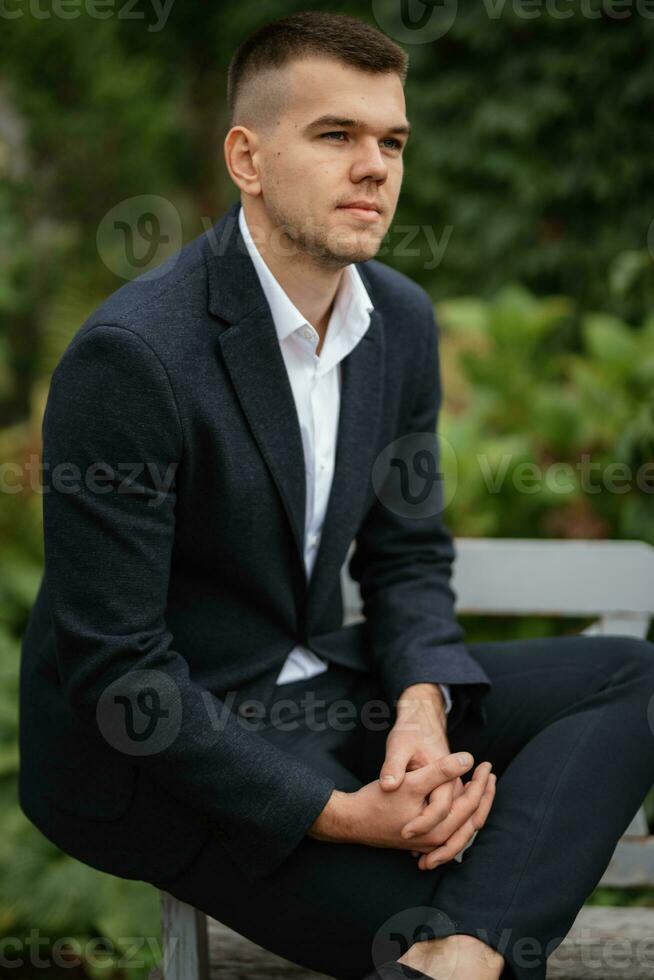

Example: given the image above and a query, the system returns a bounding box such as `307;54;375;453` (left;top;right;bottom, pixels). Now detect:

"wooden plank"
450;538;654;618
547;906;654;979
592;615;651;639
203;907;654;979
342;538;654;621
600;838;654;889
623;809;650;837
160;891;209;980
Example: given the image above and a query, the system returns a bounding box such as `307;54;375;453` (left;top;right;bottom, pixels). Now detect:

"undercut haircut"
226;10;409;134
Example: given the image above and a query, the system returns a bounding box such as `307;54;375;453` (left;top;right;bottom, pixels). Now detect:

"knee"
616;637;654;681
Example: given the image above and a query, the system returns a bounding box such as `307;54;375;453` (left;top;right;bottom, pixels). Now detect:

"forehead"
280;55;407;130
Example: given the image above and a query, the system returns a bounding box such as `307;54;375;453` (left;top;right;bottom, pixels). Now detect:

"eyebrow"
303;114;412;138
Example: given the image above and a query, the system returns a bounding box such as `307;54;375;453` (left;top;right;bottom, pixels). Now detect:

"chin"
330;230;383;264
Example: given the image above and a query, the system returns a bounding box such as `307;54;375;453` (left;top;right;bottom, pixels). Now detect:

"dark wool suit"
19;200;654;980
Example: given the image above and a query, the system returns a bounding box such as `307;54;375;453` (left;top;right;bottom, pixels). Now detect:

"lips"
337;203;382;223
339;203;380;212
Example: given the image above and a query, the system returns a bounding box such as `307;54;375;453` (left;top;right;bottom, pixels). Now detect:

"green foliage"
437;284;654;544
398;6;654;324
0;625;161;980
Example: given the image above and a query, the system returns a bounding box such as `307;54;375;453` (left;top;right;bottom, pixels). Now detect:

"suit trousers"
147;633;654;980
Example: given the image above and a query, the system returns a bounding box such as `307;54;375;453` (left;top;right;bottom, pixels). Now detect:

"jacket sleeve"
41;323;336;882
347;297;493;730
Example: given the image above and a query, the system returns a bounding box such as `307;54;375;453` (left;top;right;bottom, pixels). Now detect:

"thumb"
411;752;474;794
379;749;411;790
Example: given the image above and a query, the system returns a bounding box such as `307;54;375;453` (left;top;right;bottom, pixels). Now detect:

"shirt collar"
237;203;374;346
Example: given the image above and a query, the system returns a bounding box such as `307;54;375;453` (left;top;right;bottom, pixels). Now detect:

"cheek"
265;151;327;197
292;151;341;186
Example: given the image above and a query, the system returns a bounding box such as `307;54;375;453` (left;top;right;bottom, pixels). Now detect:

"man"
18;10;654;980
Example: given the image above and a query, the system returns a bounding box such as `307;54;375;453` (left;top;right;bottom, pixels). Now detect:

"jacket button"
238;702;259;719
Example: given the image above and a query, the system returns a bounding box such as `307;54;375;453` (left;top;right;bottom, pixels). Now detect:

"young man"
19;11;654;980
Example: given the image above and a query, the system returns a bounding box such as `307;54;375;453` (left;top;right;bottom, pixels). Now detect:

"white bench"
158;537;654;980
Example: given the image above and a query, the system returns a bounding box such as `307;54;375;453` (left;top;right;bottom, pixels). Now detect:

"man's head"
224;11;410;269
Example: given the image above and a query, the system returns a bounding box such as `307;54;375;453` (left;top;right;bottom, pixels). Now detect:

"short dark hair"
226;10;409;131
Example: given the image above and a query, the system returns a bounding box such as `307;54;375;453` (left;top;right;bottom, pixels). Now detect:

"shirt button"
301;326;313;340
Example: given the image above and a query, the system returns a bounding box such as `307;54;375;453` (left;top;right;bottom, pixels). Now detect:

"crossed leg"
149;634;654;980
356;633;654;980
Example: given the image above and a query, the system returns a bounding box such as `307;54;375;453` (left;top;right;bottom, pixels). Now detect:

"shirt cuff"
438;682;452;715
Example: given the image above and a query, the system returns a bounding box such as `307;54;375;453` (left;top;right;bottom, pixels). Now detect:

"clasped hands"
374;683;495;871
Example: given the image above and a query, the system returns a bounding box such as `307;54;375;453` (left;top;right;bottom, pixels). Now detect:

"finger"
401;782;455;838
417;775;497;863
442;763;491;831
412;762;491;844
470;772;496;831
408;752;474;796
379;745;412;789
418;772;493;869
452;776;466;800
419;784;490;870
419;815;476;870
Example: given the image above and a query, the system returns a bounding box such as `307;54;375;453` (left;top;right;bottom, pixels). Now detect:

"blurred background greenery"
1;1;653;976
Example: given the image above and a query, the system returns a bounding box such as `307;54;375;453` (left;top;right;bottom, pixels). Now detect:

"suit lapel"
305;310;384;621
205;202;385;623
217;303;308;566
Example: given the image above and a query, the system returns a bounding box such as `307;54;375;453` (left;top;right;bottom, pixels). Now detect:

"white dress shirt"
238;204;452;715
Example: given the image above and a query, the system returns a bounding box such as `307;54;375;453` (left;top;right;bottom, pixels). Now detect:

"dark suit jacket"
18;200;492;885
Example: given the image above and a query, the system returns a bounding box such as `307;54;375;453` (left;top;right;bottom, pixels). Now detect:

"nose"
350;136;389;184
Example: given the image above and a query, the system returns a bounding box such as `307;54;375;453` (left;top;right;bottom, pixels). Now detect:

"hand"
407;763;496;870
378;683;456;815
408;773;466;859
338;752;478;851
379;684;496;868
309;753;475;845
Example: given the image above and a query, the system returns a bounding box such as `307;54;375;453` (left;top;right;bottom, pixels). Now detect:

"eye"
320;132;404;151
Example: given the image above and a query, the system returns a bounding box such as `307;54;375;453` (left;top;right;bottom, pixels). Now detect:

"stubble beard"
265;200;383;270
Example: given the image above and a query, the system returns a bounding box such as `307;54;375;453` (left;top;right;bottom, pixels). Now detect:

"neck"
241;199;346;348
